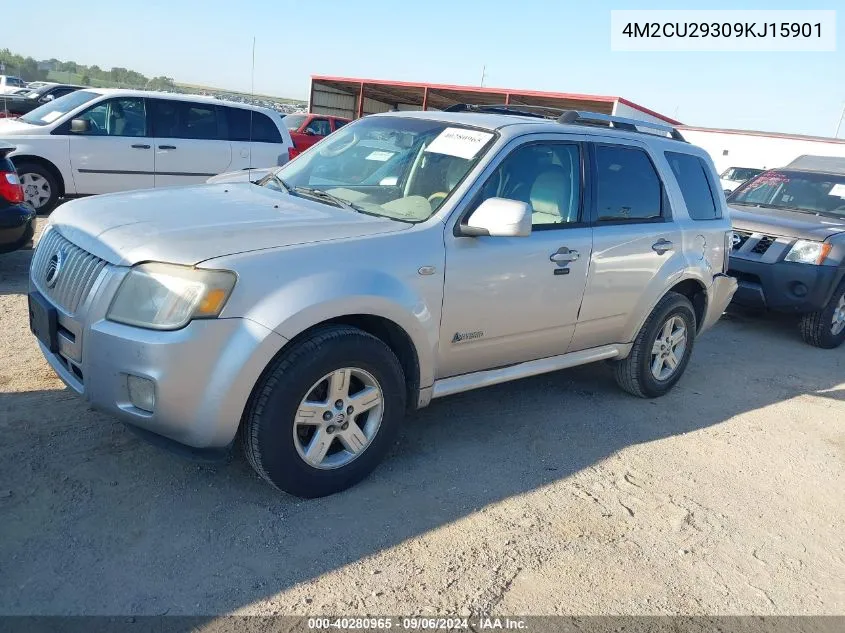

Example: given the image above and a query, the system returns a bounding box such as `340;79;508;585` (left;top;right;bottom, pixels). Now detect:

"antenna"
835;101;845;138
480;65;487;87
248;36;255;172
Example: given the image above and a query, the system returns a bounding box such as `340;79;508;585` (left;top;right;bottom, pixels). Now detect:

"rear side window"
593;145;662;222
665;151;720;220
150;100;224;140
333;119;349;131
226;108;283;143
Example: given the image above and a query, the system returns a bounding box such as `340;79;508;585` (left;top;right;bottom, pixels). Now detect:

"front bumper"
39;315;287;448
700;273;738;333
728;256;840;313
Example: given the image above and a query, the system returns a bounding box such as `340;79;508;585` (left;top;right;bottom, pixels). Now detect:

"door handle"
652;239;674;255
130;144;150;149
550;249;580;263
158;145;176;150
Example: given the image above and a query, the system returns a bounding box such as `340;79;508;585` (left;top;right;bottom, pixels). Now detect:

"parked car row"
10;101;845;499
1;83;86;118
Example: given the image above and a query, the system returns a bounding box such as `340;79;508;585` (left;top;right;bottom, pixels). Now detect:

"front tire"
614;292;697;398
241;326;406;498
799;280;845;349
16;162;60;214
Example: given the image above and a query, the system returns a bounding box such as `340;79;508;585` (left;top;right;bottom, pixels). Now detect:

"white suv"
0;89;294;211
0;75;27;95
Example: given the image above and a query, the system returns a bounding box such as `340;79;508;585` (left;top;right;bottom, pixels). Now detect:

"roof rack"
443;103;556;119
443;103;686;142
556;110;687;142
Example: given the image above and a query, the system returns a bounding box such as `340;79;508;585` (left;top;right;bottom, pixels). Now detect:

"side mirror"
461;198;532;237
304;129;316;136
70;118;89;133
41;94;55;103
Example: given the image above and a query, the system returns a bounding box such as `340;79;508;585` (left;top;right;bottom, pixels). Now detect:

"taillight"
0;171;25;203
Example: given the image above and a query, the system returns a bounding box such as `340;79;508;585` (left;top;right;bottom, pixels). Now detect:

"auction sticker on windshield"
828;184;845;198
40;111;64;123
425;128;494;160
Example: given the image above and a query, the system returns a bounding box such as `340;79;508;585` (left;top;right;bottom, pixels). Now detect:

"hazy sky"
4;0;843;137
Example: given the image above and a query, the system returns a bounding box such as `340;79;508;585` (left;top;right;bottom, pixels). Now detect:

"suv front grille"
732;231;751;250
31;229;107;315
750;235;776;255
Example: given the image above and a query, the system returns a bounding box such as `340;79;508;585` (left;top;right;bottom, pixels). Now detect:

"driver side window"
474;142;582;227
75;98;148;137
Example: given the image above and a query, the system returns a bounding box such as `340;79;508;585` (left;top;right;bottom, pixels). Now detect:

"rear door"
149;99;232;187
569;141;683;351
66;96;154;194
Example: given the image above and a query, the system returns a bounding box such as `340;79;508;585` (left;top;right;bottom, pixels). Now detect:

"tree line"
0;49;177;91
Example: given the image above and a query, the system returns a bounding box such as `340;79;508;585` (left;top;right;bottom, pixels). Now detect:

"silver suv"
28;107;737;497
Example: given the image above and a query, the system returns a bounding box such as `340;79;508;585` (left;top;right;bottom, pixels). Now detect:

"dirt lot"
1;219;843;616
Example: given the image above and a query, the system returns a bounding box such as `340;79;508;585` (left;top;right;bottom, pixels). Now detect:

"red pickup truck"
283;113;350;158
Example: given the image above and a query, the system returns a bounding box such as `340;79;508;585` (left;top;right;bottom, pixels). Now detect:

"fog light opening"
791;282;808;298
127;375;156;413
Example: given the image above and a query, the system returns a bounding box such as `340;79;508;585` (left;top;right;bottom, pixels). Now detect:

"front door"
149;99;232;187
438;140;593;378
570;142;683;351
67;96;154;194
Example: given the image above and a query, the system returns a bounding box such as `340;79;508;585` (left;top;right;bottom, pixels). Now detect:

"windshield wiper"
738;202;844;219
292;186;366;213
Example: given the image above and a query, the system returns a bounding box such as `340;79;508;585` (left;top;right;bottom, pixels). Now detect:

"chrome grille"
31;229;107;314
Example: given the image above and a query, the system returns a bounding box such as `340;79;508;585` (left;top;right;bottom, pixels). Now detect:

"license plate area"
28;291;59;352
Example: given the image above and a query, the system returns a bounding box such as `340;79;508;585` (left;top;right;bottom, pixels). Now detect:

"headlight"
107;263;236;330
784;240;832;265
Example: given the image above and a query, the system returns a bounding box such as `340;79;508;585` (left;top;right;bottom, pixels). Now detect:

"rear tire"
614;292;697;398
241;325;406;498
15;162;60;214
799;280;845;349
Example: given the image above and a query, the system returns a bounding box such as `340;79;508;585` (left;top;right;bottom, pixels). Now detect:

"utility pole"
836;102;845;139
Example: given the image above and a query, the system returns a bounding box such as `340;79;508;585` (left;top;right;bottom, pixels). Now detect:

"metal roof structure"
309;75;680;125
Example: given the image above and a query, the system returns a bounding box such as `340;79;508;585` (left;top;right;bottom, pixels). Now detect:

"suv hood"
729;205;845;241
50;183;411;266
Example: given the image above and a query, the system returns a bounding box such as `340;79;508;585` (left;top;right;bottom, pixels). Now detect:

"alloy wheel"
293;367;384;470
650;316;687;381
20;172;52;209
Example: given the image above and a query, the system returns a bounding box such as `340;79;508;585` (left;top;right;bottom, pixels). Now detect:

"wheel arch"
625;273;709;346
10;154;66;198
281;314;421;412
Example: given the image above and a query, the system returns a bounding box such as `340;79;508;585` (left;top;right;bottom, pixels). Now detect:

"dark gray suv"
727;155;845;348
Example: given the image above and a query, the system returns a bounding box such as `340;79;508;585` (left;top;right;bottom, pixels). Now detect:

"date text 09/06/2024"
307;617;528;630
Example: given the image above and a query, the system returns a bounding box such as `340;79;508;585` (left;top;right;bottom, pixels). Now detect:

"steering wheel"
319;131;358;158
427;192;448;206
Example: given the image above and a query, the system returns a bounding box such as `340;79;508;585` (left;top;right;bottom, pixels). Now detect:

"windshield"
20;90;99;126
266;116;496;222
722;167;763;181
728;170;845;218
283;114;307;131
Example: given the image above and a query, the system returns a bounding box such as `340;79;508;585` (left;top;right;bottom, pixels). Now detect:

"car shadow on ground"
1;236;843;615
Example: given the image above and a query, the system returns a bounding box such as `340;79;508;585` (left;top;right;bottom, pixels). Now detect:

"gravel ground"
0;219;843;617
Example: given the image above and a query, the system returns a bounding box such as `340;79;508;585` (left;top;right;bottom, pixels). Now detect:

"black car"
0;83;85;117
0;143;36;254
726;156;845;348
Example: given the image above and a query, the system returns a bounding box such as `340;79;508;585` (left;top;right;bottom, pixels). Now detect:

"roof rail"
443;103;556;119
557;110;687;142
